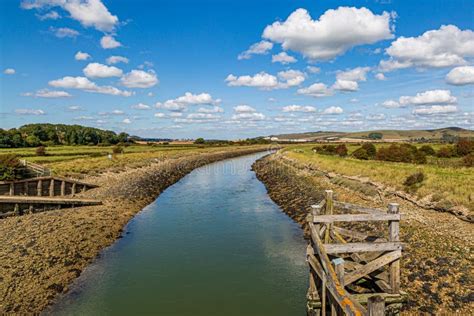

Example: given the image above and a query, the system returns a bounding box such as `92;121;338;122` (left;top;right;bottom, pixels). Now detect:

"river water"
50;152;308;315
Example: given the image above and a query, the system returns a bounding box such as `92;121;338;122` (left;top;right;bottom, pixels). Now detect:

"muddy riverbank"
252;153;474;314
0;147;266;314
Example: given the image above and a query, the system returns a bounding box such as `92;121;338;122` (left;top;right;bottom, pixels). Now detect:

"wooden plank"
37;180;42;196
313;213;400;223
0;196;102;206
309;222;367;315
324;190;333;244
388;203;400;294
49;179;54;197
334;201;384;215
367;295;385;316
333;226;368;240
344;250;401;286
61;181;66;196
9;183;14;196
72;183;76;195
0;177;98;188
324;242;402;255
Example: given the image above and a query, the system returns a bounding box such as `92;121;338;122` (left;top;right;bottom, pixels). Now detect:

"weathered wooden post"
71;183;76;196
9;183;14;196
24;181;28;195
13;203;20;216
49;179;55;197
332;258;345;316
60;181;66;196
368;295;385;316
37;180;42;196
308;205;322;301
324;190;334;244
388;203;400;294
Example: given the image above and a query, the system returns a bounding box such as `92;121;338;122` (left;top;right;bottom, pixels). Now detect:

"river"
49;152;308;315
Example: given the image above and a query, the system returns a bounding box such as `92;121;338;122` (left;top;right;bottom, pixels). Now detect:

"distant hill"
267;127;474;142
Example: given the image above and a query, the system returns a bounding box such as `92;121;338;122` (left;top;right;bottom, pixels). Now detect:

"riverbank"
252;153;473;314
0;146;267;314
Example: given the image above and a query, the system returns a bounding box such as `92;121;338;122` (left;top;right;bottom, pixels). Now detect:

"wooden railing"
306;190;404;316
19;159;51;177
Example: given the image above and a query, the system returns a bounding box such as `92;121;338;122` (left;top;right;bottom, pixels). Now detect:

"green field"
283;145;474;212
2;144;261;176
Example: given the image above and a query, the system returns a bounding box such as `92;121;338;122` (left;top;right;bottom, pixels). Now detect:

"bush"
335;144;348;157
463;153;474;167
455;139;474;157
376;144;412;163
36;145;47;156
352;148;369;160
404;171;424;187
0;154;26;180
419;145;436;156
361;143;376;158
412;151;427;164
437;146;456;158
112;145;124;154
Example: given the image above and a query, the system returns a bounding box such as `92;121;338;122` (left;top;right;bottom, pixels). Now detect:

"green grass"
283;145;474;212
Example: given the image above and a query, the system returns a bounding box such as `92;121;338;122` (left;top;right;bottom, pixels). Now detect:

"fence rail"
19;159;51;177
306;190;405;316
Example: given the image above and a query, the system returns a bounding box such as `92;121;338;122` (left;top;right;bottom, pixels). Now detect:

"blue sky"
1;0;473;139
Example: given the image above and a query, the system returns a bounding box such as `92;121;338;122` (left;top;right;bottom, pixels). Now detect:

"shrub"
463;153;474;167
437;146;456;158
352;148;369;160
36;145;47;156
313;145;337;155
335;144;348;157
404;171;424;187
112;145;123;154
419;145;436;156
0;154;26;181
455;139;474;157
361;143;376;158
412;151;427;164
376;144;412;163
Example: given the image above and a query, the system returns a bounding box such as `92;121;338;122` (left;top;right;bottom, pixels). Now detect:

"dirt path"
0;147;266;314
252;154;473;314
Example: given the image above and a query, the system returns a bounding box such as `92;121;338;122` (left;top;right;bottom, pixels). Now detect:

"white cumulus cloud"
49;76;132;96
272;52;297;64
322;106;343;114
156;92;220;112
332;79;358;92
380;25;474;71
75;51;91;60
15;108;45;115
225;70;305;90
100;35;121;49
399;89;456;106
83;62;122;78
23;89;72;98
3;68;15;75
131;103;151;110
446;66;474;85
50;27;79;38
297;83;333;97
238;40;273;60
21;0;119;32
262;7;394;61
106;55;129;64
121;70;158;88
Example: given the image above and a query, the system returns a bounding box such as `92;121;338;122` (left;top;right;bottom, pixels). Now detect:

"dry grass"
283;145;474;212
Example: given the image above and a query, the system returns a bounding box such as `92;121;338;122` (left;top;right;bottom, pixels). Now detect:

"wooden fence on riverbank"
306;190;406;316
0;177;100;218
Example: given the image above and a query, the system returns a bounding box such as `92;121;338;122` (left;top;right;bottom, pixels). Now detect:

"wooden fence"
306;190;405;316
19;159;51;177
0;176;98;197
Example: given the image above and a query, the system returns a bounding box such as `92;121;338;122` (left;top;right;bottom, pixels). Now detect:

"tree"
437;146;455;158
194;138;205;144
368;132;383;140
0;154;26;180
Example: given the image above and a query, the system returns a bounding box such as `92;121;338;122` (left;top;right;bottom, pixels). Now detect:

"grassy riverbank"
0;145;268;314
282;145;473;216
253;153;474;314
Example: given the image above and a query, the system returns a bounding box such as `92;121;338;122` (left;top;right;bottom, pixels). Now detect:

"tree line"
0;124;130;148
